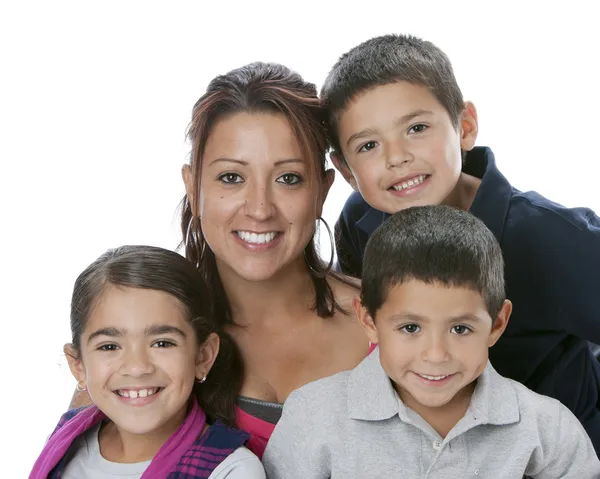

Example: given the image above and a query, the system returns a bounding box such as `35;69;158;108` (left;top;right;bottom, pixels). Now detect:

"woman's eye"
277;173;302;185
218;172;243;184
400;324;420;334
358;141;378;153
408;124;428;134
153;340;176;348
451;325;471;335
98;344;118;351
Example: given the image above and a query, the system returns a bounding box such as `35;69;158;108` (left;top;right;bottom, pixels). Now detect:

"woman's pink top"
238;342;377;458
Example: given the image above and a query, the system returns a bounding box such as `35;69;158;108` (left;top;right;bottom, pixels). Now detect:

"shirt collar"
356;207;389;235
347;348;399;421
465;361;520;426
465;146;514;243
347;347;520;427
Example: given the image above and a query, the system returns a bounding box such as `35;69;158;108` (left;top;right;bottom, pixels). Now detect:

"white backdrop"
1;1;599;475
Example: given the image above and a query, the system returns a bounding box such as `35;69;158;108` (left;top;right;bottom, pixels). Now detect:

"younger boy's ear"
330;152;358;191
488;299;512;347
196;333;220;381
64;343;86;387
460;101;478;152
354;297;379;344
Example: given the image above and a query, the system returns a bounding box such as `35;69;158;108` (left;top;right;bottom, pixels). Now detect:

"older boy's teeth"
237;231;277;244
393;175;426;191
419;374;449;381
118;388;158;398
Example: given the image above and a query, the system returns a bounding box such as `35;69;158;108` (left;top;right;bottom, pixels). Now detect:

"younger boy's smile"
357;279;510;428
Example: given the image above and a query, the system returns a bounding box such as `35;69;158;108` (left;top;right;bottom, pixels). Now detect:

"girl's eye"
408;124;428;134
358;141;378;153
218;172;243;184
276;173;302;185
451;325;471;335
400;324;420;334
152;340;176;348
98;344;118;351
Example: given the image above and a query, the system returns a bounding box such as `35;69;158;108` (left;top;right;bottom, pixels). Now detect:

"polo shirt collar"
347;347;519;428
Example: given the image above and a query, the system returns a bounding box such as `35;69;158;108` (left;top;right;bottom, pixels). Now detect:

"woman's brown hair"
180;62;357;326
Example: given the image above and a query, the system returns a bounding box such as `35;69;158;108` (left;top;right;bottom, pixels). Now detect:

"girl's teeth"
237;231;277;244
118;388;158;398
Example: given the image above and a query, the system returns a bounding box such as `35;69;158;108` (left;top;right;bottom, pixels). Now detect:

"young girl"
30;245;265;478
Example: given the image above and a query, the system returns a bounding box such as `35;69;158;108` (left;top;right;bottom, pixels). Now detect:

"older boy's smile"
387;173;431;197
335;82;477;214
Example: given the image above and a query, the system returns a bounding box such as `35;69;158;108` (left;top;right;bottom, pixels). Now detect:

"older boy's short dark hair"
321;34;464;156
361;205;505;320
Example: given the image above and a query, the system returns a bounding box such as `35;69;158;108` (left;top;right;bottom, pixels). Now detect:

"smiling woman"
180;62;371;457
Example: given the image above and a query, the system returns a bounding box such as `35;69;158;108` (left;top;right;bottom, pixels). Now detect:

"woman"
180;62;370;457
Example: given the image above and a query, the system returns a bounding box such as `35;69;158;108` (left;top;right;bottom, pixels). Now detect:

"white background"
1;1;599;475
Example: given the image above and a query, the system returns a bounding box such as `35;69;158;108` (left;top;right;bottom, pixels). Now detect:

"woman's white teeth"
237;231;277;244
118;388;158;398
419;374;449;381
393;175;427;191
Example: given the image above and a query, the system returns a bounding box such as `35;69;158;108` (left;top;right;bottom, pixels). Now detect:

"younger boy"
320;34;600;451
263;206;600;478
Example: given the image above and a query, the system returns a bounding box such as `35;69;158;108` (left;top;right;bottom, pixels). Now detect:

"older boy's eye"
218;172;243;184
408;124;428;134
153;340;176;348
276;173;302;185
451;325;471;335
358;141;378;153
400;324;420;334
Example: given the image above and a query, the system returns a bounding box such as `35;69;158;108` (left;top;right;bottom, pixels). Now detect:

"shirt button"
474;469;479;475
433;440;442;450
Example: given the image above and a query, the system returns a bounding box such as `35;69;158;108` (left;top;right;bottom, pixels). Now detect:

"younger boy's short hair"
320;34;464;157
361;205;505;320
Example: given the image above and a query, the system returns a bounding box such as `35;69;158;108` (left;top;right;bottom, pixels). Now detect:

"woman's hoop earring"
196;375;207;384
76;382;87;392
185;216;206;267
305;216;335;277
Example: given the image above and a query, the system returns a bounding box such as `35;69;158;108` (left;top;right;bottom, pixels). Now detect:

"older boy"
320;33;600;451
263;206;600;478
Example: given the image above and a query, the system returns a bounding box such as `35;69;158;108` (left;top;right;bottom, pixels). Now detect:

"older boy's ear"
196;332;220;380
330;152;358;191
64;343;86;386
460;101;478;151
354;297;379;344
488;300;512;347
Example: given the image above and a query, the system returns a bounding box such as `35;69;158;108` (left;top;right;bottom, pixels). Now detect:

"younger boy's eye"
358;141;378;153
218;172;243;184
400;324;420;334
276;173;302;185
451;325;471;335
98;344;119;352
408;124;428;134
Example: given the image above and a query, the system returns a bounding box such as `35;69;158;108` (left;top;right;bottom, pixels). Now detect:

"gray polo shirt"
263;348;600;478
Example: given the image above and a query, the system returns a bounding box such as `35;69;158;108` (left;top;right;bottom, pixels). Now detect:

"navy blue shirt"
335;146;600;452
